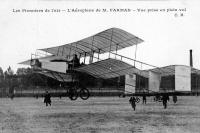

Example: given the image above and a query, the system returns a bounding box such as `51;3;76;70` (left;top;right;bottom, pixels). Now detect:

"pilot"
68;54;80;70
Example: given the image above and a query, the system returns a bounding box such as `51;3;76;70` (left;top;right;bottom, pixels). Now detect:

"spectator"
129;96;136;111
44;91;51;106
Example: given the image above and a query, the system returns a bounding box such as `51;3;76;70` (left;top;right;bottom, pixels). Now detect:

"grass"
0;96;200;133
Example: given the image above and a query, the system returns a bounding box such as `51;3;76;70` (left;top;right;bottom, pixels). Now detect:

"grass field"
0;96;200;133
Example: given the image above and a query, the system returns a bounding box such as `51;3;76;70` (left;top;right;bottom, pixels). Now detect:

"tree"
7;66;14;76
16;67;30;75
3;66;15;95
0;67;4;82
0;67;3;77
0;67;4;88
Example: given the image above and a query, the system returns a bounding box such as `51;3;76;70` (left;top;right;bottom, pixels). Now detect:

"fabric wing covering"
39;28;143;57
75;58;148;79
37;71;73;82
18;55;68;65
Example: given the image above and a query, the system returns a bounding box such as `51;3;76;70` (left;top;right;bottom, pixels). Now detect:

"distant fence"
2;86;200;98
0;86;125;97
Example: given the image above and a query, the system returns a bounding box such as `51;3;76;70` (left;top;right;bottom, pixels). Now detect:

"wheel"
68;88;78;100
69;89;78;100
79;88;90;100
136;97;140;103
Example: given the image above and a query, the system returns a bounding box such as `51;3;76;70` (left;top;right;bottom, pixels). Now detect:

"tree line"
0;66;60;96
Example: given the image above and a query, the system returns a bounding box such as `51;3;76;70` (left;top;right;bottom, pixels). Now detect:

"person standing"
162;94;168;109
129;96;136;111
142;95;147;104
44;91;51;106
173;95;177;103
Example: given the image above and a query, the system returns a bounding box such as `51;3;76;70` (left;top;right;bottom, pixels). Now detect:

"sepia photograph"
0;0;200;133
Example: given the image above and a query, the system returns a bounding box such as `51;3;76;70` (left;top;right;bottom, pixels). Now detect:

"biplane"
19;28;200;101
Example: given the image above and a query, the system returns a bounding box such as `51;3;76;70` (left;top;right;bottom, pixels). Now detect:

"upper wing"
75;58;148;79
39;28;144;57
18;55;68;65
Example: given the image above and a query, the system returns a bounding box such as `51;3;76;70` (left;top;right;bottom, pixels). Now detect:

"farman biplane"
20;28;200;101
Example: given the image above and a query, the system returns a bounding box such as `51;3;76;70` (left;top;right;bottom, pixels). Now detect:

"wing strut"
134;44;138;67
109;28;114;58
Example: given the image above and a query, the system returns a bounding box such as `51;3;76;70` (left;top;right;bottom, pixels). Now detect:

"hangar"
125;50;200;95
125;65;200;94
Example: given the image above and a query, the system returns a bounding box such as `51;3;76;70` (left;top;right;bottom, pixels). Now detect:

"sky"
0;0;200;72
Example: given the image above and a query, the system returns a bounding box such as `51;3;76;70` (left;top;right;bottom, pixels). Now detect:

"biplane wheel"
68;88;78;100
136;97;140;103
79;88;90;100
